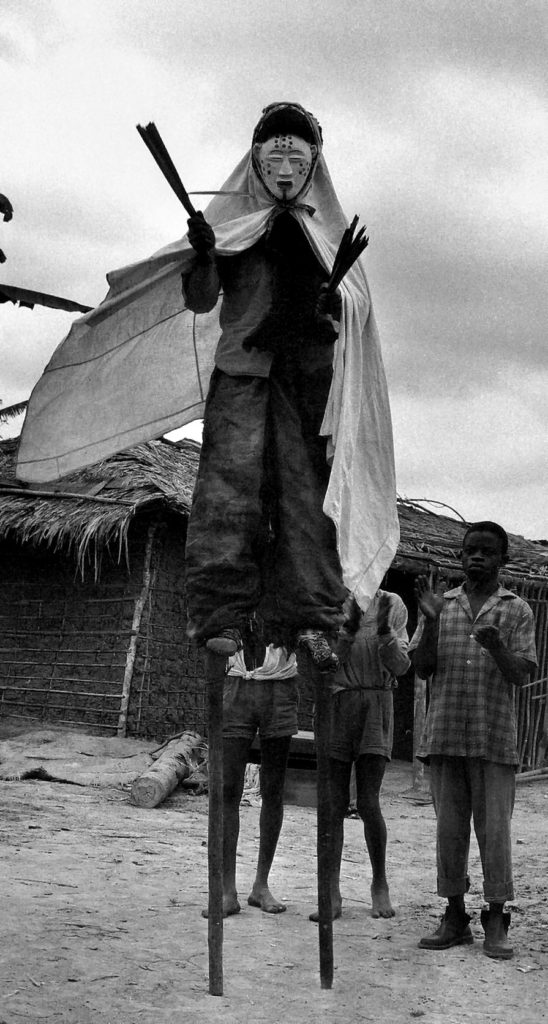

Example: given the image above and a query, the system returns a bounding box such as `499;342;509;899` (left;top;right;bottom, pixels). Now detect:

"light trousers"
429;755;516;903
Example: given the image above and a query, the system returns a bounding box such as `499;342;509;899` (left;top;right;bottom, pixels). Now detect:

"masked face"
253;133;317;202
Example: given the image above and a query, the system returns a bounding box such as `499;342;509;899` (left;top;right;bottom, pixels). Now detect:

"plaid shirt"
409;585;537;764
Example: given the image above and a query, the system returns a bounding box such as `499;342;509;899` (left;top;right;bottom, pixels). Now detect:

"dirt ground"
0;724;546;1024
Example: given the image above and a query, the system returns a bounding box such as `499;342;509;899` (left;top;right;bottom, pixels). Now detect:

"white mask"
252;133;317;203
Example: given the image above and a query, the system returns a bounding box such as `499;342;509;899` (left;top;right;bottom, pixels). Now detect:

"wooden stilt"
205;650;226;996
313;664;334;989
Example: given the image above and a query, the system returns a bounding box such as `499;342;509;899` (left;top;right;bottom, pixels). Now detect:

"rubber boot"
481;908;514;960
419;906;473;950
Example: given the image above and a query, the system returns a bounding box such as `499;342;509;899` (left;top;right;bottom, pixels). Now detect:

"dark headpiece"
252;102;323;150
251;102;323;205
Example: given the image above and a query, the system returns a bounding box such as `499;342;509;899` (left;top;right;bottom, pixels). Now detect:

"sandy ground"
0;730;546;1024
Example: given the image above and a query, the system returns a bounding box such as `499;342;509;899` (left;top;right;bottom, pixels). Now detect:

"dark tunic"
184;211;346;645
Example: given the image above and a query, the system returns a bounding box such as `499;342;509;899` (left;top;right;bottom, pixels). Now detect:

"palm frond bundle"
327;215;369;292
136;122;197;217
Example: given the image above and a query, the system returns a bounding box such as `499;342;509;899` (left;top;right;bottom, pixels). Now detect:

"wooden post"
401;673;432;803
404;569;433;801
205;650;226;997
312;663;334;990
117;522;157;737
412;672;427;790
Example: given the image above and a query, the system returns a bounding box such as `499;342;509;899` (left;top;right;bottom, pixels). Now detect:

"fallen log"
129;730;204;808
516;767;548;783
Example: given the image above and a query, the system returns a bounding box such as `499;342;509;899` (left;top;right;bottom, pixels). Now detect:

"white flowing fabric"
16;149;399;610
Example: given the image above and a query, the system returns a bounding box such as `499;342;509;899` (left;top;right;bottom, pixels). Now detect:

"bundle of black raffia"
327;215;369;293
136;121;197;216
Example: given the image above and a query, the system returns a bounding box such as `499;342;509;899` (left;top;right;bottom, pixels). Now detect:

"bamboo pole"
513;580;548;770
0;629;146;638
405;568;434;798
533;588;548;768
0;485;134;505
117;523;156;737
312;662;334;990
205;649;225;997
412;673;428;790
0;685;121;698
0;661;127;671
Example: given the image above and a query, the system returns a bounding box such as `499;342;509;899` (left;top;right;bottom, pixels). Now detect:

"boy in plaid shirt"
409;521;537;960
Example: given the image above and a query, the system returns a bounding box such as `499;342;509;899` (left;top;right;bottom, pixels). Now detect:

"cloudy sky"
1;0;546;539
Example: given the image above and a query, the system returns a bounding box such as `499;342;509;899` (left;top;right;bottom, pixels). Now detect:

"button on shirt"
408;585;537;765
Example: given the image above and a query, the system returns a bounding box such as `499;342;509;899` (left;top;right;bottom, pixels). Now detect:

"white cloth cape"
16;150;399;609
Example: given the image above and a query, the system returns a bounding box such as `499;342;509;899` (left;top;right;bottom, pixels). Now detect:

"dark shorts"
223;677;299;740
329;688;393;762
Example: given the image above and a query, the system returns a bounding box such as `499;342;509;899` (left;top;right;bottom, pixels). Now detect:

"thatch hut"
0;436;546;771
0;436;203;739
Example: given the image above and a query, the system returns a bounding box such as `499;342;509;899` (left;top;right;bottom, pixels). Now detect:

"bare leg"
309;757;351;921
355;754;394;918
202;735;251;918
248;735;292;913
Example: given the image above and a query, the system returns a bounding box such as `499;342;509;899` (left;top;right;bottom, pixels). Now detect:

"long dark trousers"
185;363;346;642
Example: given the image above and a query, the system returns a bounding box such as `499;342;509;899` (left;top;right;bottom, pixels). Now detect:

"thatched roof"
394;499;548;579
0;436;200;571
0;435;546;580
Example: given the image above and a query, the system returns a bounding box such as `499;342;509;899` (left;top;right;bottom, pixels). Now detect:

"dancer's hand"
377;593;391;635
187;212;215;258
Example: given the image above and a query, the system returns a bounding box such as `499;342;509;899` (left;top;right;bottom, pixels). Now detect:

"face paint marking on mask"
253;134;317;202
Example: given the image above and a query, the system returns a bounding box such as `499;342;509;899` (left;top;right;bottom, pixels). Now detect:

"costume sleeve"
407;614;424;655
377;595;411;677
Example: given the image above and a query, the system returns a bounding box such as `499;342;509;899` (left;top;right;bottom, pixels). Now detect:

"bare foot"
371;880;395;918
309;895;342;922
201;892;241;919
247;884;287;914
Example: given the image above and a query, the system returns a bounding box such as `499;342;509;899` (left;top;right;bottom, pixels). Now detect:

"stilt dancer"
181;101;398;990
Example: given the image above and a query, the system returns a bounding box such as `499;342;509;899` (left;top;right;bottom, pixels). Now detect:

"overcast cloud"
1;0;547;538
